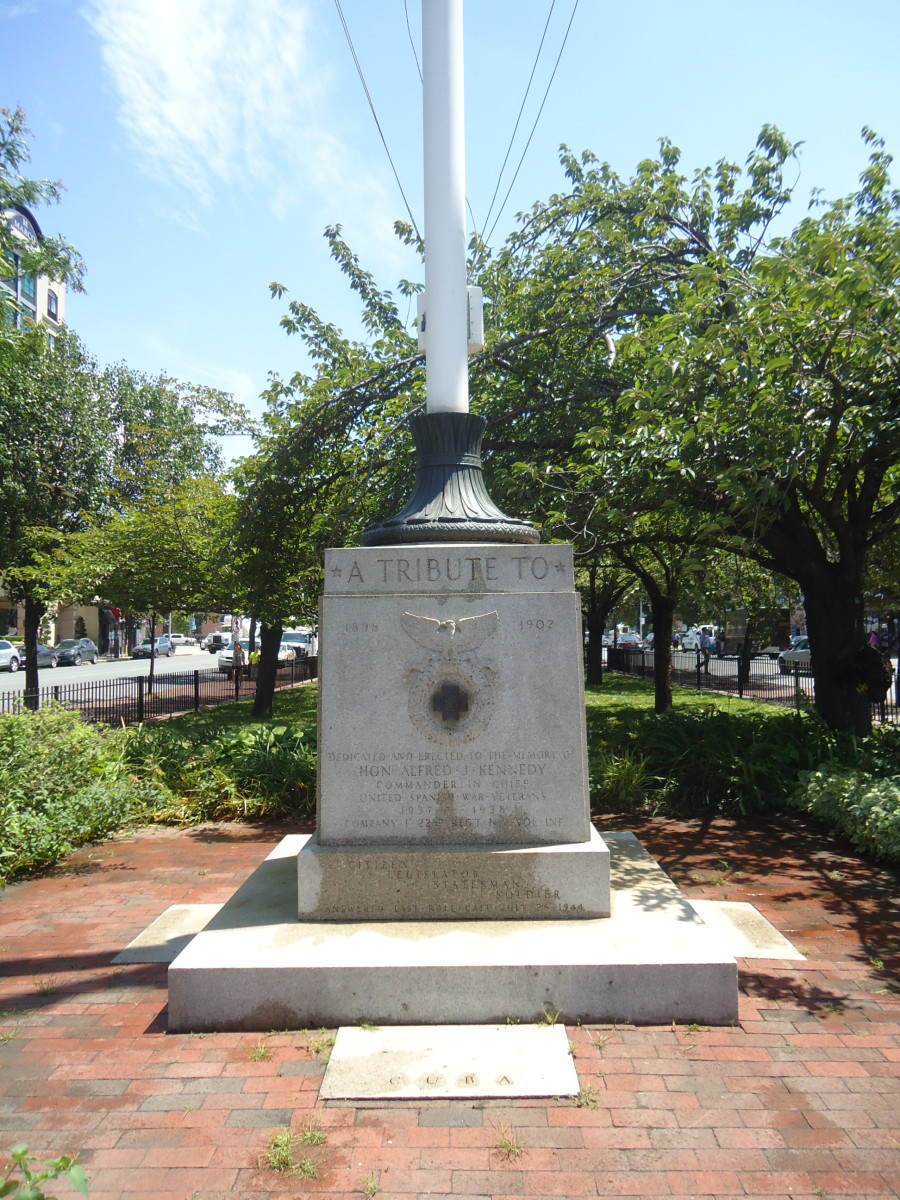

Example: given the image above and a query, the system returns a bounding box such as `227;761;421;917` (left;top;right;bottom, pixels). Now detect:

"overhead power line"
480;0;558;244
333;0;422;241
483;0;580;251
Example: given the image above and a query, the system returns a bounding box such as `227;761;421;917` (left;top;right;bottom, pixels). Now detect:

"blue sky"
3;1;899;464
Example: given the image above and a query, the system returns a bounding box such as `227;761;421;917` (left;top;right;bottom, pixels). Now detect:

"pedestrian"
699;627;711;674
248;647;260;679
232;639;246;685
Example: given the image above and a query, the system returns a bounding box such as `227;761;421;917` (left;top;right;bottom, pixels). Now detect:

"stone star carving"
554;560;567;572
329;565;343;577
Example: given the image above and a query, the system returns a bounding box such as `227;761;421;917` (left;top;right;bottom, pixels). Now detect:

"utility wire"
333;0;422;241
483;0;580;250
404;0;423;82
480;0;557;245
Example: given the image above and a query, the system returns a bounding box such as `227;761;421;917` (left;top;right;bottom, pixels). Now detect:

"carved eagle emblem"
401;610;500;655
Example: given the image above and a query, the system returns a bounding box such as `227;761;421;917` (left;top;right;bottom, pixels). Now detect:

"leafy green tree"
609;129;900;734
0;328;110;702
47;477;238;686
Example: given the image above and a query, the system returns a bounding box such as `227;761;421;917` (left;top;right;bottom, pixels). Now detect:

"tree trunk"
582;562;629;687
248;616;257;656
648;594;675;714
148;610;156;695
252;620;283;719
22;594;45;712
802;576;871;736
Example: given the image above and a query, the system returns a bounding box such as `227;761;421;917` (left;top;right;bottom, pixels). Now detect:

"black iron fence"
604;646;899;725
0;656;317;726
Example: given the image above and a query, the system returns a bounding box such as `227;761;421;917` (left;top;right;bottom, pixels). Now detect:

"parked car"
0;639;21;672
217;639;295;676
133;636;175;659
282;628;312;657
778;636;811;675
54;637;100;666
167;633;195;647
204;631;232;654
616;631;643;649
36;644;58;668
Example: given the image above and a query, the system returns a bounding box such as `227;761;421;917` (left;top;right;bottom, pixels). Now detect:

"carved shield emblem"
401;611;500;743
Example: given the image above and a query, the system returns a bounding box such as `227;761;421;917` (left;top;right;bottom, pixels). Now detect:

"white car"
0;639;21;672
167;633;195;647
778;636;811;675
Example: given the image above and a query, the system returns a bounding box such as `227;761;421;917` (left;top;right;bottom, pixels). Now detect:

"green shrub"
123;710;317;825
789;768;900;863
0;705;164;884
789;722;900;863
586;679;843;816
0;687;319;883
634;707;841;815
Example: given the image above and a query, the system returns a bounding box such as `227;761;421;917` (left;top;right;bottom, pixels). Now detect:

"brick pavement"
0;813;897;1200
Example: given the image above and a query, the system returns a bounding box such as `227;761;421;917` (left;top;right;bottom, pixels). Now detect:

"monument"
167;0;737;1031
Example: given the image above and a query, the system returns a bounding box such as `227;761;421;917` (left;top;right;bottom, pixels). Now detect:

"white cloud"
82;0;419;281
82;0;336;204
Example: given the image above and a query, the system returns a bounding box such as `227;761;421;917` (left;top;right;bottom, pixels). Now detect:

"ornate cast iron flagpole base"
361;411;540;546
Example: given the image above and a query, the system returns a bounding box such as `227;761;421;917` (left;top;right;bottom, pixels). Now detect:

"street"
0;648;218;695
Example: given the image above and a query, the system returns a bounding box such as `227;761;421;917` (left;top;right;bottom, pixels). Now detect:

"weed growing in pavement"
356;1021;379;1032
303;1028;335;1062
573;1084;601;1108
33;977;58;996
493;1124;526;1159
358;1173;379;1197
870;956;885;970
247;1039;271;1062
298;1117;327;1147
0;1027;18;1043
257;1128;321;1178
540;1004;560;1025
0;1144;88;1199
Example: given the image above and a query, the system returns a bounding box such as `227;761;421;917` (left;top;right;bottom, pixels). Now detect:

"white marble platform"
167;832;739;1031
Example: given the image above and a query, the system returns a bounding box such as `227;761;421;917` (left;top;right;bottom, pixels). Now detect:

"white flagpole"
422;0;469;414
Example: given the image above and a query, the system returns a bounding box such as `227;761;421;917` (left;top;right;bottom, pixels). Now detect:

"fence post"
737;645;745;699
137;676;144;722
696;649;702;689
794;661;801;712
193;670;200;712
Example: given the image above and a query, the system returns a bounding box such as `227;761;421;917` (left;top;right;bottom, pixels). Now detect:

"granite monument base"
297;827;610;921
168;832;739;1031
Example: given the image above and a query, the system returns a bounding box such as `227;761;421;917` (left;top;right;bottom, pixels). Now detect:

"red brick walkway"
1;814;897;1199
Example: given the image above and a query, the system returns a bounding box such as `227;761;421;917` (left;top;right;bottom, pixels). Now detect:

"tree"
0;329;110;702
607;129;900;734
47;477;238;687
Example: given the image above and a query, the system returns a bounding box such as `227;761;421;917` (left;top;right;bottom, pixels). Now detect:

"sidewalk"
1;813;897;1200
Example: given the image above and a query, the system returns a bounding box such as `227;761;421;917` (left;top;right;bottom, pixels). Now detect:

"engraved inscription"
324;547;574;593
312;854;589;919
324;746;565;840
